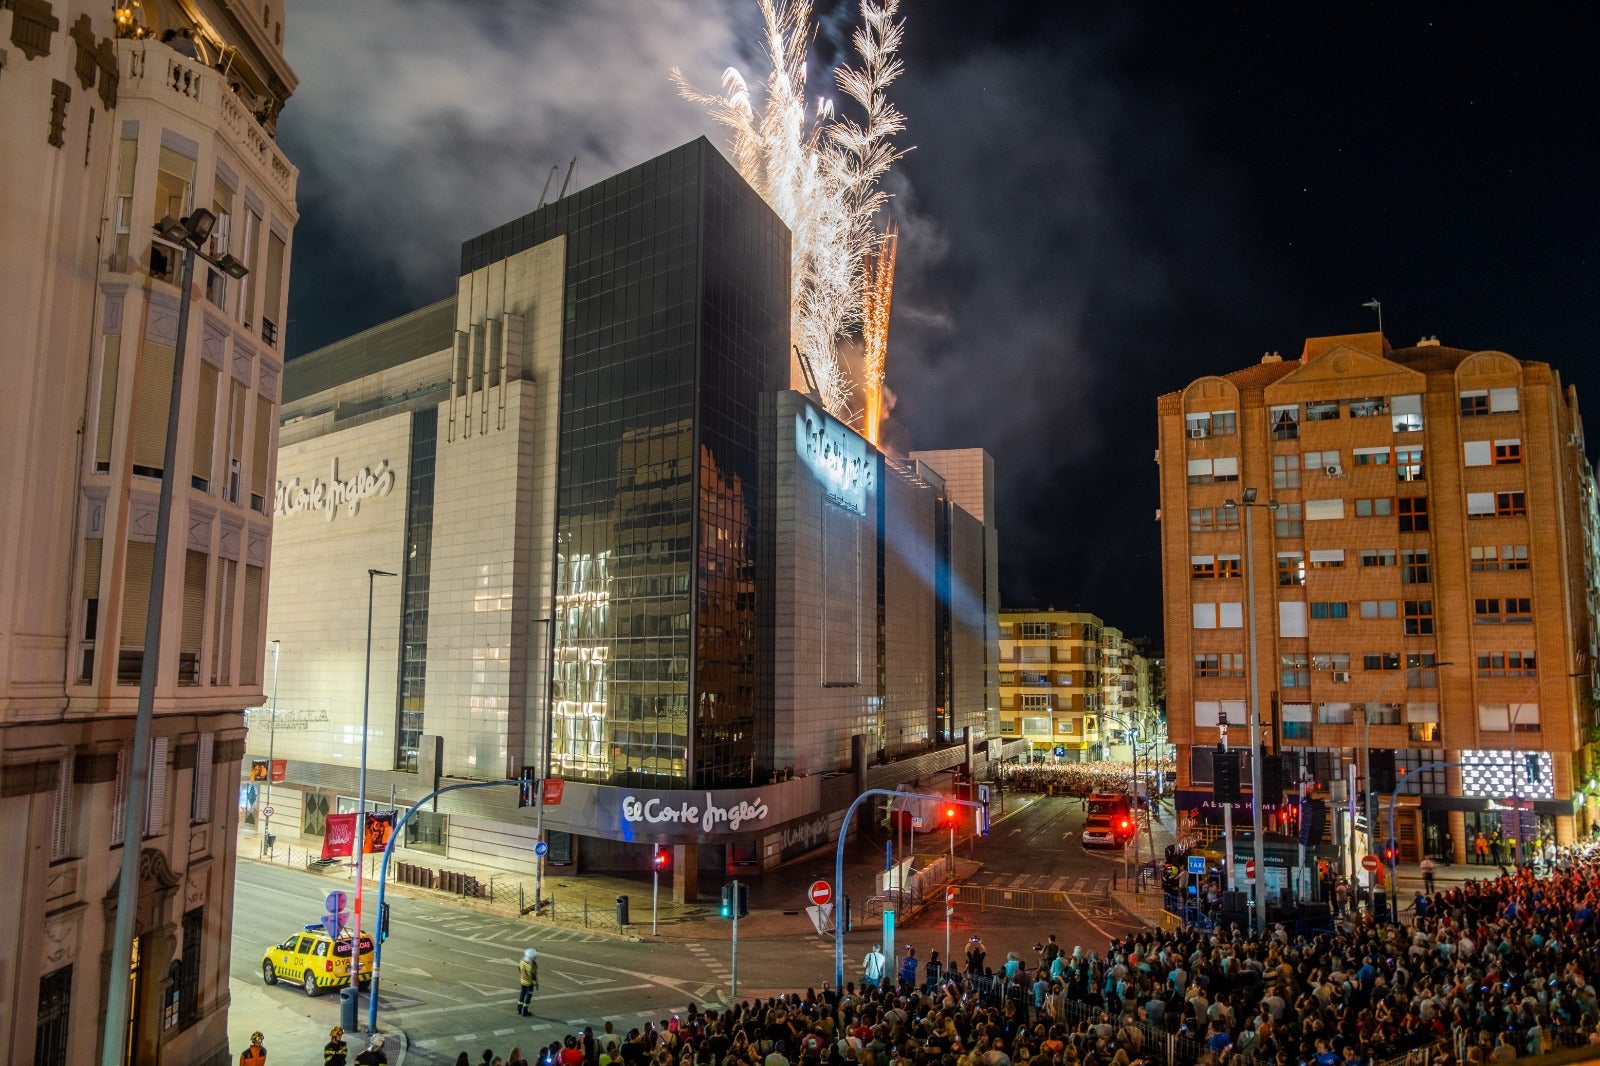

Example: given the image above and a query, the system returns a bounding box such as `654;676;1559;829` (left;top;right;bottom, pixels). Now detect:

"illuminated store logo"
275;458;396;522
621;792;770;834
796;405;874;514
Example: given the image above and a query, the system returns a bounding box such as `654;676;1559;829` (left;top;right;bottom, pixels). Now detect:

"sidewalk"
230;976;406;1066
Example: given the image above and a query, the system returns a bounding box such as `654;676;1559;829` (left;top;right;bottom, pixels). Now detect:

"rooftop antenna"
1362;298;1383;336
536;165;559;208
558;156;578;200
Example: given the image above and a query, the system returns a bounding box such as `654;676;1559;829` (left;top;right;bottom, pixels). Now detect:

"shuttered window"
240;564;263;687
181;551;207;684
120;541;155;664
95;335;121;471
130;340;176;475
226;382;247;503
192;733;214;824
82;538;103;628
251;396;273;508
210;558;235;685
145;736;169;837
110;747;128;844
192;362;219;490
51;757;74;861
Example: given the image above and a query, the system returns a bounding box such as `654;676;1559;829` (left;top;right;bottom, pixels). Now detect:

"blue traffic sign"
1053;745;1066;758
1187;855;1207;875
534;841;549;857
325;890;348;914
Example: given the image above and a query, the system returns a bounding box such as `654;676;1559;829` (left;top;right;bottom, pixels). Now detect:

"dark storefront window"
35;966;72;1066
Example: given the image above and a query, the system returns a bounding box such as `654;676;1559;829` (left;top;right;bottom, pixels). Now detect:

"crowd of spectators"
448;853;1600;1066
997;761;1174;799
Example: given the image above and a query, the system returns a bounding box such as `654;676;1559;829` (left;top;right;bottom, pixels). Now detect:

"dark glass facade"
463;139;789;789
396;406;437;771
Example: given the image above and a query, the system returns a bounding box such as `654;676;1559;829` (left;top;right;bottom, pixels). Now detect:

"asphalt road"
231;795;1152;1063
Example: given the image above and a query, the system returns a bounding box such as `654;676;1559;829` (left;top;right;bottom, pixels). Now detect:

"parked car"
262;926;373;996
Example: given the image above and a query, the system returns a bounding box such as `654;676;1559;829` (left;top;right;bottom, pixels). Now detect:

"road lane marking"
396;982;658;1018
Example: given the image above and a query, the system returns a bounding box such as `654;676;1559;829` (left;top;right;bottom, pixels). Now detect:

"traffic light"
652;847;670;873
943;804;958;829
518;767;537;808
379;901;392;942
1213;750;1241;804
736;882;749;917
719;882;749;918
977;805;990;837
842;896;853;932
1260;754;1285;802
1382;839;1398;865
1299;798;1326;847
720;884;734;919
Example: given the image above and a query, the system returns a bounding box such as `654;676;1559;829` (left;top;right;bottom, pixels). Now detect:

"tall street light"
354;568;397;1017
1225;488;1276;935
102;210;247;1066
264;639;282;856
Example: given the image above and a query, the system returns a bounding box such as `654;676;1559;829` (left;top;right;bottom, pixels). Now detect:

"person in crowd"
325;1026;348;1066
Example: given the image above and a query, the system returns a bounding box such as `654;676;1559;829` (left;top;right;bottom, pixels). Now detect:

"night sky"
278;2;1600;643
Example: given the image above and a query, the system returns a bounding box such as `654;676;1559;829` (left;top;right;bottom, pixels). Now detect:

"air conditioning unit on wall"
1331;671;1350;683
1190;427;1207;439
1325;463;1344;476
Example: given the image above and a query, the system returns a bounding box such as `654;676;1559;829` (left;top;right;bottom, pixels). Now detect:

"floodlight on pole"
102;211;249;1066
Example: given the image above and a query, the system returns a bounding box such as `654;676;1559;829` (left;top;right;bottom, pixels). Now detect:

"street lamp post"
1225;488;1275;935
264;639;281;856
102;210;247;1066
533;615;554;911
353;568;397;1016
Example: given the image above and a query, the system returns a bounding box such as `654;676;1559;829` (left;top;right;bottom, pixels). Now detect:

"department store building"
253;138;1003;897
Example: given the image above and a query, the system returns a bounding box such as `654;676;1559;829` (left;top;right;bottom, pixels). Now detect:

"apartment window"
1185;413;1212;438
1403;600;1434;635
1190;506;1231;533
1396;446;1424;481
36;966;73;1066
1464;440;1492;467
1312;652;1351;671
1367;702;1402;725
1317;702;1354;724
1491;387;1520;413
1391;394;1423;433
1216;554;1240;579
1277;552;1305;586
1303;449;1342;472
262;229;285;347
1354;447;1391;466
1272;452;1300;489
149;146;196;281
1309;601;1348;620
205;180;235;308
1406;652;1443;687
1193;603;1243;629
1496;491;1526;516
1282;702;1313;739
1397;496;1428;532
1360;548;1397;567
1280;600;1308;638
1359;600;1398;619
1354;497;1393;517
1363;652;1402;670
1471;544;1530;571
1305;498;1344;521
1349;397;1386;418
1474;597;1533;624
1308;549;1345;570
1305;400;1340;422
1021;716;1051;735
1020;694;1053;711
1186;457;1239;484
1194;653;1244;678
1401;549;1431;584
1405;704;1441;744
1275;503;1302;538
1019;622;1053;639
1271;404;1300;440
178;908;202;1028
1211;410;1238;436
1460;390;1489;417
1478;651;1536;678
1281;654;1310;689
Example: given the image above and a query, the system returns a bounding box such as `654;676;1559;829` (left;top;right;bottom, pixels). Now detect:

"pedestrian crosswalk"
407;910;611;948
978;873;1112;894
418;1006;704;1055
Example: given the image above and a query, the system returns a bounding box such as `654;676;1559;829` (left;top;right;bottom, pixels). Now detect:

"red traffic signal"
653;848;670;871
944;805;958;825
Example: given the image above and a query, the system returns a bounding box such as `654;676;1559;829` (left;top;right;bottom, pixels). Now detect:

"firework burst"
673;0;908;424
861;224;897;446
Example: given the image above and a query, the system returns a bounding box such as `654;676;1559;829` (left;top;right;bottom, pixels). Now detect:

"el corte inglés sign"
275;458;395;522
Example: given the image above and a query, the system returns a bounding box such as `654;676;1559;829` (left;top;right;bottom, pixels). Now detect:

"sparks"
674;0;909;424
861;224;897;446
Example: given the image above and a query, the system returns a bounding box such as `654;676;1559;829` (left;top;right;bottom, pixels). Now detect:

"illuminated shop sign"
796;404;874;514
621;792;770;834
275;458;395;522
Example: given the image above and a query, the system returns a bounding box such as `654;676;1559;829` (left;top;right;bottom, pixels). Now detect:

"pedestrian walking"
1420;855;1436;893
240;1031;268;1066
518;948;540;1015
325;1026;349;1066
862;943;886;989
899;946;919;992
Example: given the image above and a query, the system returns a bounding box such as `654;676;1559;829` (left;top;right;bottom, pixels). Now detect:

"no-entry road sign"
1361;854;1381;872
809;880;833;906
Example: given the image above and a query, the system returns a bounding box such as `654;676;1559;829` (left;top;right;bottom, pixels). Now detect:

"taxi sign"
1187;855;1207;875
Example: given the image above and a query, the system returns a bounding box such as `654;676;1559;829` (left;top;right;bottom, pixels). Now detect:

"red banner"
322;813;358;859
270;759;287;783
543;778;565;806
